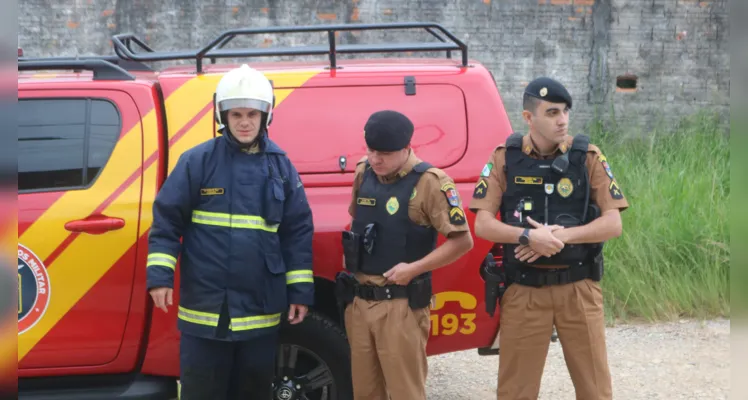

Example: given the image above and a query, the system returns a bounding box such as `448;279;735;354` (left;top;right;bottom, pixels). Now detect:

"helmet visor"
218;98;271;113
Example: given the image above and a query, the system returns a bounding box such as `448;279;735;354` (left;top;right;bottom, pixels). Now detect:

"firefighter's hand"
149;287;173;313
288;304;308;325
383;262;417;286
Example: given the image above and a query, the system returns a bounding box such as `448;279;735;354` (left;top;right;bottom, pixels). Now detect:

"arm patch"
449;207;466;225
441;182;460;207
609;180;624;200
473;179;488;199
599;154;615;180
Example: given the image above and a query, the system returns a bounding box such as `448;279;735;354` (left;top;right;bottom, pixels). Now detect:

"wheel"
273;310;353;400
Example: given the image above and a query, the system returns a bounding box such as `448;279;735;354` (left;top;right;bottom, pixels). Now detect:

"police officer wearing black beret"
471;77;629;400
338;110;474;399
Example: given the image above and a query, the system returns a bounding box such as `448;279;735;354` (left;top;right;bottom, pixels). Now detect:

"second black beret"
363;110;414;152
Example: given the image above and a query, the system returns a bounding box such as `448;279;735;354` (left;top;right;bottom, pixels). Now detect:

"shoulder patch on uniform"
609;180;624;200
424;168;460;206
598;153;615;180
481;162;493;177
473;179;488;199
440;182;460;207
449;207;466;225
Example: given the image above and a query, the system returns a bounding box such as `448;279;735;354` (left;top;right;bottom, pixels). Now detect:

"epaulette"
413;161;434;173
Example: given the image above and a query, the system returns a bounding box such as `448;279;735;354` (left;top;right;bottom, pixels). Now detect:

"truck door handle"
65;215;125;234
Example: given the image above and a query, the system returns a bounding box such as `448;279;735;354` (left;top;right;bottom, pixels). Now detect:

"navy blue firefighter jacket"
146;133;315;341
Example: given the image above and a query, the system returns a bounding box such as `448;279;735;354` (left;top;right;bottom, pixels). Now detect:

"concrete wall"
18;0;730;135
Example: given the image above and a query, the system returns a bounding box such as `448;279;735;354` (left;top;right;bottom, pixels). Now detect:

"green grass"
585;111;730;324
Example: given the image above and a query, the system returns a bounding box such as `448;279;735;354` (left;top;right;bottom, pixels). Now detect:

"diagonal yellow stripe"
18;165;155;360
18;115;149;261
163;70;321;173
18;106;159;362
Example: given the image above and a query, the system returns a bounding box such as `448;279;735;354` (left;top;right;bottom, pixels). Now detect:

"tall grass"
586;111;730;323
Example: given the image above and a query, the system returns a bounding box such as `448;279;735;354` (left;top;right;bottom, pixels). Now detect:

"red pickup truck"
17;22;512;399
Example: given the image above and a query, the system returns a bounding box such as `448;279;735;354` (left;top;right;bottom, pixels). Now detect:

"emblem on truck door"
18;243;51;335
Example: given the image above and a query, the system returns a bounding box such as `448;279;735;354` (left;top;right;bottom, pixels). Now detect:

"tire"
274;311;353;400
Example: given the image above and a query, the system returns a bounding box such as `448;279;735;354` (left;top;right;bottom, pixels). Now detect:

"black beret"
524;77;572;109
364;110;414;152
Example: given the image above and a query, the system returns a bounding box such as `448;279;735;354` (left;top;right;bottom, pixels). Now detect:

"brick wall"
18;0;729;135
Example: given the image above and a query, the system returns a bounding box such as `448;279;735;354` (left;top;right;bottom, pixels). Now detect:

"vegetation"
587;111;729;323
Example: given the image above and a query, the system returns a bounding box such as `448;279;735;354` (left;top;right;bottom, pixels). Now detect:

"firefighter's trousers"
178;332;278;400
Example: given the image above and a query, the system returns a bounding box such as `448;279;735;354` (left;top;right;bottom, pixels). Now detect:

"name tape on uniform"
357;197;376;206
514;176;543;185
201;188;225;196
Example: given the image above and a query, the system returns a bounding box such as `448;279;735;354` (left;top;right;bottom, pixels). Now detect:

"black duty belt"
509;263;598;287
353;283;409;301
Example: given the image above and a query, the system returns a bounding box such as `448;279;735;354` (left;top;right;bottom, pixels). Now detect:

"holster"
479;254;506;317
341;231;363;273
406;275;433;310
334;271;356;328
589;249;604;281
334;271;356;307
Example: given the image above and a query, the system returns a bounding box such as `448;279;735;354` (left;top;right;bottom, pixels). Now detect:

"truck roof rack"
111;22;469;73
18;55;153;72
17;59;136;81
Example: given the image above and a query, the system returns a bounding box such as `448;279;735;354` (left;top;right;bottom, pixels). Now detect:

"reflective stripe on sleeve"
286;270;314;285
192;210;279;232
147;253;177;270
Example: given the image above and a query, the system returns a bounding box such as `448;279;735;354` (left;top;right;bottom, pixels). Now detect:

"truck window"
18;98;121;193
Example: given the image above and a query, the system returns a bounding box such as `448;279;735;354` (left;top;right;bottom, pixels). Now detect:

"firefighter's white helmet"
214;64;274;127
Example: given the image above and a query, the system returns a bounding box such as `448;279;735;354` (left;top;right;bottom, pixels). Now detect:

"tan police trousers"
343;282;431;400
497;278;613;400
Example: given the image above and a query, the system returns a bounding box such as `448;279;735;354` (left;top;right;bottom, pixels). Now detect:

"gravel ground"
425;318;730;400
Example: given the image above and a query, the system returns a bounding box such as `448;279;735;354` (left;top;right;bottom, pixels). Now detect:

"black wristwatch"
518;228;531;246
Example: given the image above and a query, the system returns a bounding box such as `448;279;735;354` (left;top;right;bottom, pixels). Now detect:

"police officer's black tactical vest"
351;162;438;276
500;133;598;267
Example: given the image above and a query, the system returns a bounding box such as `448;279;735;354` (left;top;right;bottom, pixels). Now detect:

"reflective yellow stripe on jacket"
147;253;177;270
192;210;279;232
178;306;281;331
286;270;314;285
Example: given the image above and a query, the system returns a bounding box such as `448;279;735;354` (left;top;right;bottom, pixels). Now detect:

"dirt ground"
425;318;730;399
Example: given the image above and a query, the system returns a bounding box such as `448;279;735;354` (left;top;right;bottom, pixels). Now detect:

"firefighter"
145;64;315;400
337;110;474;400
470;77;628;400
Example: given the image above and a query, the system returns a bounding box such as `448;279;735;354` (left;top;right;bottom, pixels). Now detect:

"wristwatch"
518;228;530;246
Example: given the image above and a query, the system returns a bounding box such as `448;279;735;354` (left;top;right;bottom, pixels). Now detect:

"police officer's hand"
522;217;565;259
288;304;308;325
149;287;173;313
516;221;565;263
383;262;417;286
